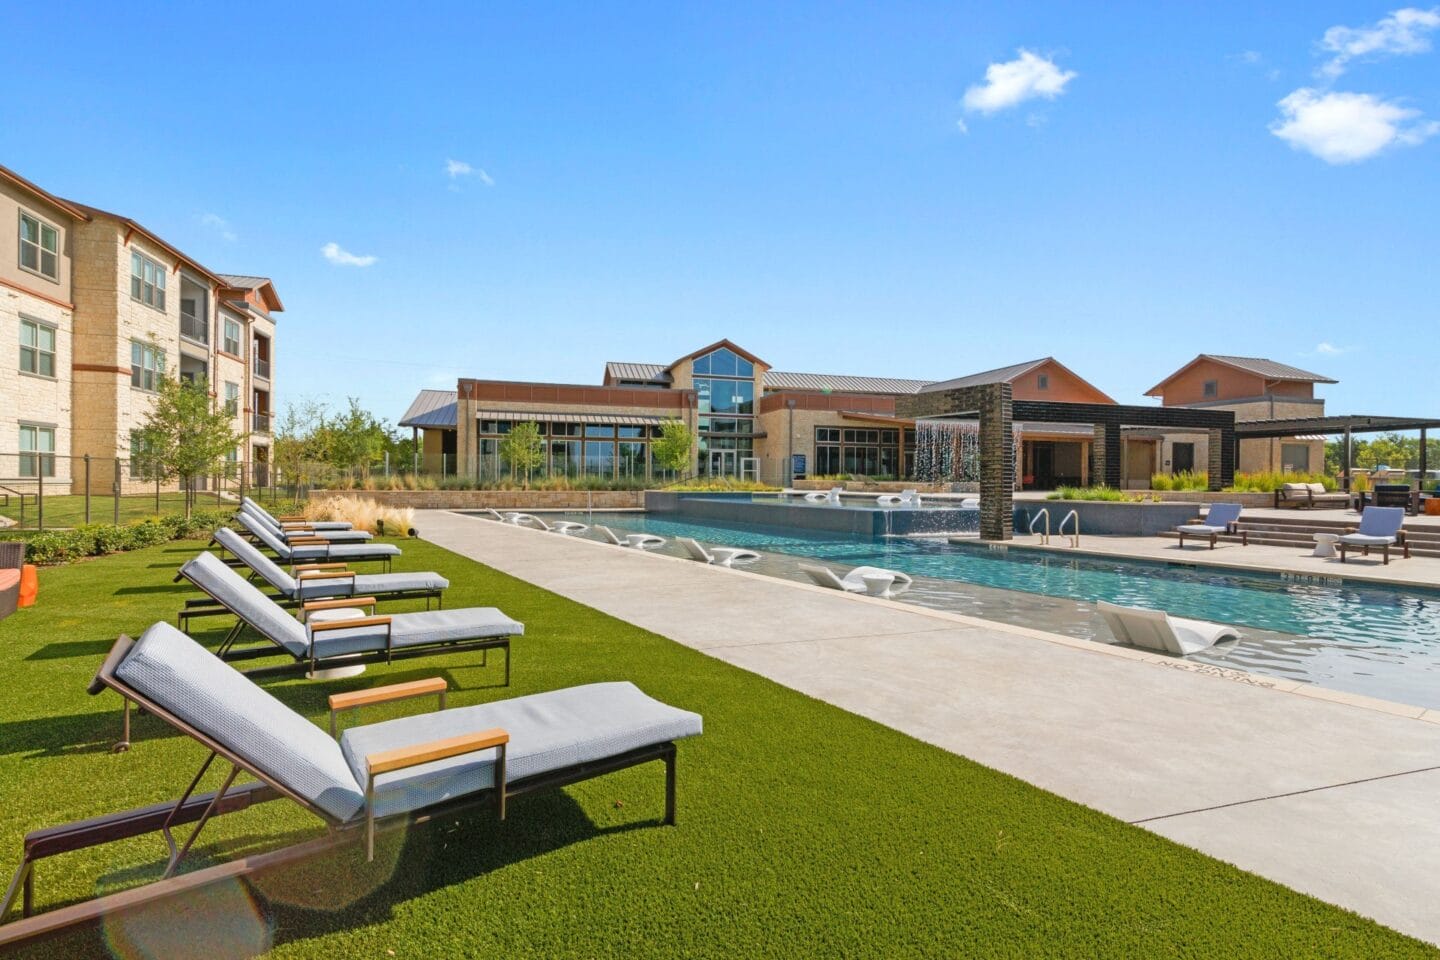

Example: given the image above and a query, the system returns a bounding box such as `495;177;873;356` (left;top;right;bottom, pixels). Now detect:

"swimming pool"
532;510;1440;710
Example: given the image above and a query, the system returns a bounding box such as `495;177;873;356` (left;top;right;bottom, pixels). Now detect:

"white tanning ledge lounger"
1096;600;1239;656
595;526;666;550
798;563;913;599
510;514;588;535
679;538;760;567
481;508;527;523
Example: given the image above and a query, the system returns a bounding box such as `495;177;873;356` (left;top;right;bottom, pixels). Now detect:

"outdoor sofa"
1274;483;1350;509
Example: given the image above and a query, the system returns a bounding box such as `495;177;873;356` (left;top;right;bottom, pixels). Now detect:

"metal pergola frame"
1234;415;1440;489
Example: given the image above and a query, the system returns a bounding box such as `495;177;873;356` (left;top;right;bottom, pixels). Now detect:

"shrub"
14;507;242;566
667;478;779;493
308;496;415;536
1151;470;1208;492
1047;486;1142;502
1223;471;1334;493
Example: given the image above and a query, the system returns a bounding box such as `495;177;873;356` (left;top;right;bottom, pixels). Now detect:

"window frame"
19;316;57;379
223;380;241;416
130;340;165;392
19;423;56;478
129;250;168;311
1202;379;1218;399
222;317;243;356
18;210;60;282
1036;373;1049;390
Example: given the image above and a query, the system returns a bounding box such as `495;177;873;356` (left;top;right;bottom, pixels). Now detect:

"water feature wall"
912;420;1022;485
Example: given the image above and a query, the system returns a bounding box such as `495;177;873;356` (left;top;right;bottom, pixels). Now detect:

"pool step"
1159;527;1440;558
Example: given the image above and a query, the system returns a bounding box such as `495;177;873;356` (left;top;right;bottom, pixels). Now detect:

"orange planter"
1427;498;1440;517
18;564;37;608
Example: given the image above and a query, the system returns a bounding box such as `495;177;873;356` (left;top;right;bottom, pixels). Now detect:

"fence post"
37;461;44;532
113;459;121;525
156;475;161;515
84;454;91;524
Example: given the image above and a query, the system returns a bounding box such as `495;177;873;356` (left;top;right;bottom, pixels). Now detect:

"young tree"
651;420;694;478
272;398;329;491
132;374;245;516
499;421;545;486
325;398;391;479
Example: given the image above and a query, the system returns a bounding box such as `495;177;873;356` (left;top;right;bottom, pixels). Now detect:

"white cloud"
199;212;236;242
1270;87;1440;162
320;242;378;267
1312;341;1345;355
962;49;1076;116
1319;6;1440;78
446;158;495;186
1238;50;1263;64
955;118;969;134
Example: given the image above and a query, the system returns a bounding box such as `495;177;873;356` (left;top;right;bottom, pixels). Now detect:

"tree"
323;398;390;479
273;398;329;491
499;422;545;486
651;420;694;478
133;374;245;516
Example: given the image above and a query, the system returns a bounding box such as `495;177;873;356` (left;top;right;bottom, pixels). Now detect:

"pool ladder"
1029;508;1080;547
1057;509;1080;548
1029;508;1050;545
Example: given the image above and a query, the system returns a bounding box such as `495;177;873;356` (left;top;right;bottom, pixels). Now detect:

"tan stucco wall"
0;181;74;298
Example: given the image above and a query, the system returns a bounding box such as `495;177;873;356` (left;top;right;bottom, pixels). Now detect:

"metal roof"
217;274;271;289
917;359;1050;394
1234;414;1440;439
605;362;672;383
478;411;669;426
399;389;459;428
765;371;932;394
1201;355;1337;384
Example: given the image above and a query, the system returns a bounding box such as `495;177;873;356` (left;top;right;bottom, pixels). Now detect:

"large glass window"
20;424;56;478
617;441;646;478
694;378;754;415
815;426;901;479
692;346;754;378
19;318;56;378
550;439;581;476
584;440;614;477
130;341;164;391
19;212;59;280
130;251;167;310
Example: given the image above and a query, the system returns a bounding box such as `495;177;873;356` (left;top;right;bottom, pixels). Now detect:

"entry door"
1172;442;1195;473
709;450;737;477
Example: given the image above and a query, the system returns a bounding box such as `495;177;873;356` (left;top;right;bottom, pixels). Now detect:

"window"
692;346;754;379
130;341;164;391
224;447;239;479
1202;379;1218;399
19;424;55;478
19;212;59;280
694;378;755;415
223;318;242;356
224;381;240;416
1037;373;1049;390
129;251;167;310
1281;443;1311;472
19;318;56;378
129;430;157;480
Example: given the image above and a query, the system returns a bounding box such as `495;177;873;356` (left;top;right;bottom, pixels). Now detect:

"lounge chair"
239;504;373;543
243;495;355;531
595;525;667;550
509;513;588;535
0;623;701;948
0;542;21;621
678;537;759;567
798;563;913;599
236;512;401;571
959;498;980;509
174;551;520;680
480;508;526;523
192;527;447;617
876;489;922;507
803;486;843;504
1096;600;1238;656
1274;483;1350;510
1175;502;1246;550
1338;506;1409;564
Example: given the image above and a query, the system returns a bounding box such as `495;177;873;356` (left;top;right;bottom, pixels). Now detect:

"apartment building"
0;163;283;492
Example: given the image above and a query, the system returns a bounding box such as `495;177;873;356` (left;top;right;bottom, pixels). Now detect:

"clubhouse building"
400;340;1335;489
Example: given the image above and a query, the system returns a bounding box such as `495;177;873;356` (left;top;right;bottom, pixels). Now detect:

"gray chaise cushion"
241;512;400;562
310;608;523;660
182;551;309;657
240;506;373;542
340;682;702;819
214;527;297;596
298;571;450;600
243;496;353;531
116;622;364;822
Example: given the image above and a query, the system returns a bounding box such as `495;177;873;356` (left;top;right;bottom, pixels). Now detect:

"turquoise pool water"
538;510;1440;710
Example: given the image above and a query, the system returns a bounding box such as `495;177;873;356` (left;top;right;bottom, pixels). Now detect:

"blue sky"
5;2;1438;424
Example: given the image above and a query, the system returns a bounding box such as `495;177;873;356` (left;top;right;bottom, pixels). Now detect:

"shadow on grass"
24;638;117;662
110;584;189;596
0;704;183;758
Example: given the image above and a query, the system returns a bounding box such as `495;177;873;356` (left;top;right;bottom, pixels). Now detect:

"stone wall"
313;489;646;511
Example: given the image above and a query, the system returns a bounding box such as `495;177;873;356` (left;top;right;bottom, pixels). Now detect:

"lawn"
0;492;244;530
0;538;1431;958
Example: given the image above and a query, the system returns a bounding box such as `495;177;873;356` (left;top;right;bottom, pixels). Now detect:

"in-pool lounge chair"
0;622;701;949
510;514;588;535
1175;503;1246;550
239;504;373;543
181;528;447;629
236;512;401;571
596;525;667;550
174;551;521;681
876;489;922;507
1338;506;1409;564
803;487;843;504
243;496;355;531
481;508;526;523
1097;600;1239;656
678;537;759;567
798;563;913;599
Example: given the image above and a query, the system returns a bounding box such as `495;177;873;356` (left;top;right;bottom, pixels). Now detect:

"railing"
179;313;209;344
254;358;270;380
1057;509;1080;547
252;412;272;434
1028;508;1050;545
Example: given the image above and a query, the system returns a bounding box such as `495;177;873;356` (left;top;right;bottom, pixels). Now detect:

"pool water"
540;511;1440;710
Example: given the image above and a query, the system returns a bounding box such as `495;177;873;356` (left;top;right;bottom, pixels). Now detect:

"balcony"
254;357;271;381
252;412;272;434
180;311;209;345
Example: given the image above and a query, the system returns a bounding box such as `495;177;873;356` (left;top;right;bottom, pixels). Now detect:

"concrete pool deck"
417;510;1440;945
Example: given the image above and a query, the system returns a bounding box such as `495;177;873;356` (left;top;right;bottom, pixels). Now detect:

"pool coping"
451;512;1440;726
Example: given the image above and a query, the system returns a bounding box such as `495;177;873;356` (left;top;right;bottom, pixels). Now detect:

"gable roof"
918;358;1051;394
399;389;459;428
0;164;92;221
764;371;932;394
669;338;768;371
64;200;225;286
1146;355;1337;396
217;273;285;313
605;362;672;384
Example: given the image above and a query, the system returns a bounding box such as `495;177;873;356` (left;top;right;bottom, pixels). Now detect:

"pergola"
1234;415;1440;489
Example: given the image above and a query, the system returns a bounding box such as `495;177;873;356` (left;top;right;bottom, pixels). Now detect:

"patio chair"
0;542;22;621
1175;502;1246;550
0;622;701;948
509;513;588;535
798;563;913;599
1096;600;1238;656
1338;506;1409;564
236;512;401;571
677;537;759;567
595;525;667;550
240;504;374;543
173;551;520;681
242;496;356;531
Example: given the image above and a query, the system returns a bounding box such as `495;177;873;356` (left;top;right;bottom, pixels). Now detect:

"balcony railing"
254;358;271;380
180;312;209;344
253;412;272;434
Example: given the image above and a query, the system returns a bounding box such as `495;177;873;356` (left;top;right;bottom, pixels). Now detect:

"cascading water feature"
912;420;1022;485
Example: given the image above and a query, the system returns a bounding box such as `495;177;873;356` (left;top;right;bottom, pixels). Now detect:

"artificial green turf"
0;539;1432;959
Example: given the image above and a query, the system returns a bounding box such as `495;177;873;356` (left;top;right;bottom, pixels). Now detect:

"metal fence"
0;452;301;531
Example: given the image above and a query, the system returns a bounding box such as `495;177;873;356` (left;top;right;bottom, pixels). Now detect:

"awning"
475;410;670;427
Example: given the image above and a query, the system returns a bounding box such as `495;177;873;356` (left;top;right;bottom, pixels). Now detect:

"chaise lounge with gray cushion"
236;511;401;571
175;551;521;680
243;495;355;531
0;622;701;948
239;504;374;543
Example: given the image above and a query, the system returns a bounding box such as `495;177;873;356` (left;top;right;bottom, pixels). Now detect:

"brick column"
978;383;1013;541
455;381;478;478
1207;428;1224;491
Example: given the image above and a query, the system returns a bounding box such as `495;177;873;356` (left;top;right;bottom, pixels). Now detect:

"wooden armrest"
367;728;509;776
298;570;356;582
308;615;389;633
277;514;307;522
295;563;349;572
331;677;447;713
303;596;378;612
286;536;328;545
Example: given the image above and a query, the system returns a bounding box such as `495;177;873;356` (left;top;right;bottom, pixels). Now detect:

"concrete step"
1157;529;1440;558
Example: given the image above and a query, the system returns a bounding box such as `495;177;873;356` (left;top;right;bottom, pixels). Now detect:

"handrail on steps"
1057;509;1080;547
1028;508;1050;545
